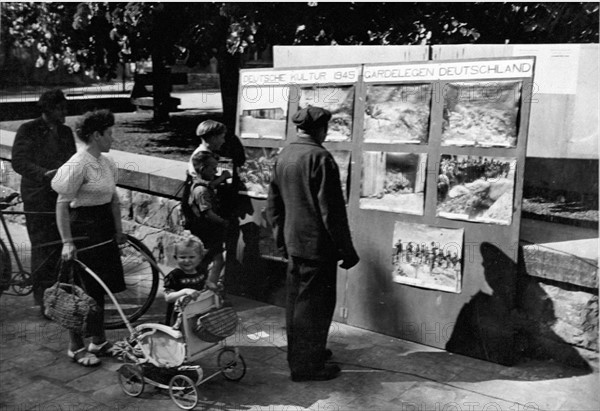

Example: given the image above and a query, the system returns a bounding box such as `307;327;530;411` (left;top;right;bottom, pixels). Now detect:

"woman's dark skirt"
70;203;125;300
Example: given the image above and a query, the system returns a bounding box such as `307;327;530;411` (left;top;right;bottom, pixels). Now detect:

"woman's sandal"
68;347;101;367
88;341;119;357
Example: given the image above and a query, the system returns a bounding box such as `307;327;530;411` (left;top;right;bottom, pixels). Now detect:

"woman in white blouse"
51;109;126;367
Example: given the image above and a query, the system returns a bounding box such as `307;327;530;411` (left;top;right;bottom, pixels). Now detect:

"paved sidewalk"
1;223;598;411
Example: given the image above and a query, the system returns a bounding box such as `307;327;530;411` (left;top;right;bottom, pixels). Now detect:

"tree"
2;2;598;124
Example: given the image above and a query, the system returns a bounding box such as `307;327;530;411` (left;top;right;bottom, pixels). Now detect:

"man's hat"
292;106;332;131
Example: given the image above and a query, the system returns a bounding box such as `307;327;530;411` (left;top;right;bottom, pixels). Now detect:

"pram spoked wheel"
218;347;246;381
117;364;145;397
169;374;199;410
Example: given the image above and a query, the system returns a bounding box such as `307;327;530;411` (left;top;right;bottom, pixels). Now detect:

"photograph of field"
391;221;463;293
238;86;289;139
437;154;516;225
364;84;432;144
441;81;521;147
238;147;281;198
299;86;355;142
360;151;427;215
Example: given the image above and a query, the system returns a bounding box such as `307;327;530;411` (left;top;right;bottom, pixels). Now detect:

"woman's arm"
56;201;76;260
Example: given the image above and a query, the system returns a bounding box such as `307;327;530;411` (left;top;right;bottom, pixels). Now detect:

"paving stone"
0;368;35;394
34;357;97;382
65;368;120;393
1;379;70;409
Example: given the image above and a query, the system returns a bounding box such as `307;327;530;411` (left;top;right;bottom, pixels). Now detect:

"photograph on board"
360;151;427;215
330;150;352;202
364;83;432;144
441;80;522;147
238;146;281;198
391;221;463;293
299;86;354;142
437;154;516;225
238;85;289;139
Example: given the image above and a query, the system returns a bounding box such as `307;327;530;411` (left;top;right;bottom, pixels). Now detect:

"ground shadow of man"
447;242;591;369
446;242;522;365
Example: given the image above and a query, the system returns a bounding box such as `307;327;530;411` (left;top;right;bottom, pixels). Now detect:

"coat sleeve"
316;155;357;262
11;123;50;183
266;164;286;256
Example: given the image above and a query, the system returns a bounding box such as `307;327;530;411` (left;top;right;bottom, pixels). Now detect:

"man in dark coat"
11;89;77;310
267;106;359;382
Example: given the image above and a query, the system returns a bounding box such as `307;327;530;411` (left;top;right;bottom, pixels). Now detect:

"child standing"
163;234;216;325
189;150;231;287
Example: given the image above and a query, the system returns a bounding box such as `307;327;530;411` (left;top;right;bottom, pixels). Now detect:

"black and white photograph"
360;151;427;215
238;146;281;198
441;81;521;147
299;86;355;142
364;83;432;144
391;221;463;293
238;85;289;139
0;2;597;409
437;154;516;225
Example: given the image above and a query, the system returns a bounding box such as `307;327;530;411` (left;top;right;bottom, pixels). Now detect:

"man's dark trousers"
286;256;337;374
24;203;62;306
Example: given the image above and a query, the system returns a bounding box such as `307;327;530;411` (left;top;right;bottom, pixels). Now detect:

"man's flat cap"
292;106;332;130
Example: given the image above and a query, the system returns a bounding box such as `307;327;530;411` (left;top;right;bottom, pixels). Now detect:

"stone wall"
1;147;598;369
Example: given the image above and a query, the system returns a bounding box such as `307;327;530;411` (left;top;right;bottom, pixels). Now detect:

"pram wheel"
169;374;199;410
218;347;246;381
117;364;145;397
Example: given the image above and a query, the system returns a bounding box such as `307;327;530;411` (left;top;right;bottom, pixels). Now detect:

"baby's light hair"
173;231;205;257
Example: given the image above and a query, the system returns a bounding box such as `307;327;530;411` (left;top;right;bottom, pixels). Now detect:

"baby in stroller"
163;233;219;327
114;233;244;408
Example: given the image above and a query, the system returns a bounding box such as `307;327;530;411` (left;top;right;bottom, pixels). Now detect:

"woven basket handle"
52;259;76;298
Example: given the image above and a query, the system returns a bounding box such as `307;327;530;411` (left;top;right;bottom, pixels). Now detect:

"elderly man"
267;106;359;382
11;89;76;312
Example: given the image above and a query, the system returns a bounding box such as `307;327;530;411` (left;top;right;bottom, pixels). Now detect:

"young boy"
163;234;216;325
188;120;230;180
189;151;230;287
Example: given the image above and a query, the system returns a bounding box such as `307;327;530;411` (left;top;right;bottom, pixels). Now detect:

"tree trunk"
151;51;171;123
218;52;243;132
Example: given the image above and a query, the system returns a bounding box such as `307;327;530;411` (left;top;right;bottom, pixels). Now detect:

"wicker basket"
43;261;99;334
193;307;239;342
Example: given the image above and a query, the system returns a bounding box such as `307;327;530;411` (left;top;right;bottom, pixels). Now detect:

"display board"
236;56;535;364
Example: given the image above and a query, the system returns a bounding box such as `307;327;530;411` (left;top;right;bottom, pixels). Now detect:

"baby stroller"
77;260;246;410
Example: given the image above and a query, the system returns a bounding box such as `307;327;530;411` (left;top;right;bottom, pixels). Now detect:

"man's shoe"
291;364;341;382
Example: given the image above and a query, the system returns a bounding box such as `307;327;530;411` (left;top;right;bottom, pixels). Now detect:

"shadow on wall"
446;242;592;370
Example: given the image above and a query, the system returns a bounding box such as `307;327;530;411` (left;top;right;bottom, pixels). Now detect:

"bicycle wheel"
0;240;11;296
104;235;159;329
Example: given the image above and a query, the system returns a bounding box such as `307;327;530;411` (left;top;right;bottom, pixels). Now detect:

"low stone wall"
1;135;597;369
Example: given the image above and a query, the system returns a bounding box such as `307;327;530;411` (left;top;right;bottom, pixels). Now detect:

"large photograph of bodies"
299;86;354;142
364;84;432;144
360;152;427;215
437;155;516;225
441;80;521;148
391;221;463;293
238;147;281;198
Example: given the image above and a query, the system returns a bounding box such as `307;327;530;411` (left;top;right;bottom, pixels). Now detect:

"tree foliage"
2;2;597;81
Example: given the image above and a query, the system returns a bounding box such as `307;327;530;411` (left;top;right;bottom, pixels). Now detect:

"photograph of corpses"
360;151;427;215
364;83;432;144
299;86;355;142
441;81;521;147
238;147;281;198
330;150;351;202
239;86;289;139
391;221;463;293
437;154;516;225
